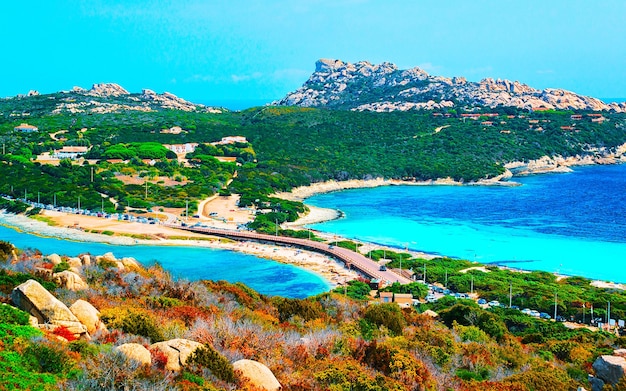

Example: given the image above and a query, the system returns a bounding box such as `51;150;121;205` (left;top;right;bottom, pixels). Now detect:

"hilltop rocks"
116;343;152;366
11;280;88;337
95;252;141;271
277;59;626;113
233;359;282;391
87;83;129;97
150;339;203;371
47;253;63;265
53;270;88;291
140;89;199;112
69;299;107;335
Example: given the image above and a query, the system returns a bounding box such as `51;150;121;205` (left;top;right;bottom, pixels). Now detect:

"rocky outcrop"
150;339;203;371
87;83;129;97
116;343;152;366
53;270;88;291
233;359;282;391
11;280;88;337
276;59;626;113
592;355;626;387
69;299;107;335
95;252;141;271
140;89;199;112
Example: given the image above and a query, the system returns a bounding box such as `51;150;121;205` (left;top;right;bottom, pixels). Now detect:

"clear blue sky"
2;1;625;106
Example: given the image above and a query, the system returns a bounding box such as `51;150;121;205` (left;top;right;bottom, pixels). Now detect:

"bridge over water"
165;224;413;285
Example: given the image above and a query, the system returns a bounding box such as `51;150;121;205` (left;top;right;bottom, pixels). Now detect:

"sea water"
0;225;329;298
307;165;626;283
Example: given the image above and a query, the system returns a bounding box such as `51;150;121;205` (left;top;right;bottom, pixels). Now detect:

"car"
510;305;520;310
477;298;487;305
539;312;551;320
487;300;500;307
530;310;541;318
521;308;532;315
425;294;437;303
379;265;387;271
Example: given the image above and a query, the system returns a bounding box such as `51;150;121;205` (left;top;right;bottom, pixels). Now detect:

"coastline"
0;212;359;288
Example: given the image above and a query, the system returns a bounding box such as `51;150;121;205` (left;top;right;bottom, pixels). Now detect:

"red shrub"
150;346;169;370
52;325;78;342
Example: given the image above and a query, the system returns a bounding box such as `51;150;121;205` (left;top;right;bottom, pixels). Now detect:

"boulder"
80;254;91;266
589;375;604;391
614;349;626;357
69;299;107;335
67;257;83;269
53;271;88;291
233;359;282;391
120;257;140;270
593;355;626;386
11;279;88;337
150;338;203;371
47;254;63;265
116;343;152;366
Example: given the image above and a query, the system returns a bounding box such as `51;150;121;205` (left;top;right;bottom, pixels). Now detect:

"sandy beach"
0;211;359;287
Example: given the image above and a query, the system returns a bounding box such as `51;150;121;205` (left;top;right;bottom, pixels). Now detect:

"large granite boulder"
593;355;626;386
53;271;88;291
233;359;282;391
47;253;63;265
69;299;107;335
150;338;203;371
11;279;88;337
116;343;152;366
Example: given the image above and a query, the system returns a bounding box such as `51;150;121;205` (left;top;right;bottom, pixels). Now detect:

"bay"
0;225;329;298
307;165;626;283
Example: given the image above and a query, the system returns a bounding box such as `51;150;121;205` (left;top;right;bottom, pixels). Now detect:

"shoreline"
0;212;359;288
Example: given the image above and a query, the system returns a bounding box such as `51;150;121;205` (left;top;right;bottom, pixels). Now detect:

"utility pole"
185;200;189;222
78;195;80;211
607;301;611;326
101;198;104;213
509;282;513;308
554;290;558;320
91;167;94;182
423;261;427;284
24;189;27;201
275;218;278;237
145;181;148;199
37;192;40;204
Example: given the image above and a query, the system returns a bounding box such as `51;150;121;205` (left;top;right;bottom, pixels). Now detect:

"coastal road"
164;224;413;285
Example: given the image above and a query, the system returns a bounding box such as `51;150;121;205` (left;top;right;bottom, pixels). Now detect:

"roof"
57;146;89;153
379;292;393;298
394;293;413;299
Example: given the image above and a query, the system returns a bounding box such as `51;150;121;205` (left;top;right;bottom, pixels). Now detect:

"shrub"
51;325;78;342
186;344;236;383
363;303;406;336
52;261;70;273
101;309;165;343
274;297;324;323
0;304;30;325
24;338;75;374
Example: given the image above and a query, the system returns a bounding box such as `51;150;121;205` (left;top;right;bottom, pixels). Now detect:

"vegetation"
0;242;624;389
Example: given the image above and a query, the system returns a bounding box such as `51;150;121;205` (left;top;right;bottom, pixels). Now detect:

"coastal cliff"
276;58;626;113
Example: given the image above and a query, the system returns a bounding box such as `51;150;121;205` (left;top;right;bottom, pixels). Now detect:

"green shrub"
0;305;30;325
187;344;235;383
52;261;70;273
274;297;324;323
363;303;406;336
24;339;75;374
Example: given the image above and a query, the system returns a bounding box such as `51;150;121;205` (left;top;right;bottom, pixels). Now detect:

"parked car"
477;298;487;305
539;312;551;320
487;300;500;307
521;308;532;315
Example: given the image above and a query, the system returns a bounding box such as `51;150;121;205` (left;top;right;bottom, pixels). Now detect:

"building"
163;143;199;154
53;146;90;159
379;292;393;304
394;293;414;308
14;123;38;132
213;136;248;145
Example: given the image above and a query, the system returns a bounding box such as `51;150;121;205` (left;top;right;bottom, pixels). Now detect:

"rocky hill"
7;83;222;115
276;58;626;112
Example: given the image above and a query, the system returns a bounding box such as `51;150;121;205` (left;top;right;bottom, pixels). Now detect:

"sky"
1;1;625;107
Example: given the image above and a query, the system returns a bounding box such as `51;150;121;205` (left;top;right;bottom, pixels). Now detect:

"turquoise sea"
307;164;626;283
0;225;329;298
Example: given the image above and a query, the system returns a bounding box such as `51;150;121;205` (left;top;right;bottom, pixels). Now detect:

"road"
165;224;413;284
